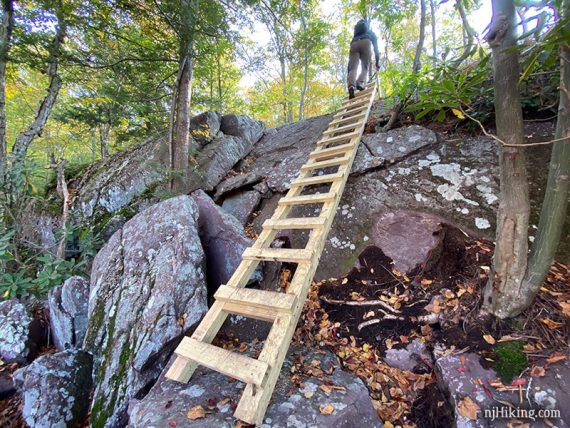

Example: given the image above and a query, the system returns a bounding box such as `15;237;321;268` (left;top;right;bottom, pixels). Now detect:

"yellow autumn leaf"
457;396;480;420
483;334;496;345
187;405;206;420
320;404;334;415
452;108;465;119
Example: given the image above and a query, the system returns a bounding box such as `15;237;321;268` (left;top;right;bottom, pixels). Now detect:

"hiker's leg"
357;39;372;88
347;42;360;89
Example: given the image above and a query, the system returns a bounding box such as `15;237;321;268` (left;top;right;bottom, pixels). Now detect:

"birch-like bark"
0;0;13;185
482;0;530;319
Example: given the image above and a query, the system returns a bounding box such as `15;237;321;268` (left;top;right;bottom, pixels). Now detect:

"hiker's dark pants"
347;38;372;89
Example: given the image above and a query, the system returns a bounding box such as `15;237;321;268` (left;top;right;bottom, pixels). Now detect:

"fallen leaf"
420;278;433;287
320;404;334;415
559;302;570;317
304;391;314;399
169;421;177;427
452;108;465;119
546;353;567;365
341;278;348;285
457;396;480;420
530;366;546;377
187;405;206;420
483;334;496;345
319;384;333;394
542;318;565;330
384;422;395;428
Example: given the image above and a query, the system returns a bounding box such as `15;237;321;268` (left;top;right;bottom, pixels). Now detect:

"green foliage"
491;341;529;383
407;54;492;122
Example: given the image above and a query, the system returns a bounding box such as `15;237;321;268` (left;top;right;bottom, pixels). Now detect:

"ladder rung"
323;122;360;136
344;86;375;101
242;247;312;263
291;171;344;187
328;112;366;127
278;192;337;206
175;337;269;386
310;143;356;159
215;285;296;313
301;156;350;172
334;104;368;118
263;217;326;230
341;97;370;108
317;131;360;147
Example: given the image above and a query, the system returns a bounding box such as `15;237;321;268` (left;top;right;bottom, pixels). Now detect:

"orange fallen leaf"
546;353;566;365
420;278;433;287
558;302;570;317
320;404;334;415
530;366;546;377
319;384;333;394
187;405;206;420
483;335;496;345
542;318;565;330
457;396;480;420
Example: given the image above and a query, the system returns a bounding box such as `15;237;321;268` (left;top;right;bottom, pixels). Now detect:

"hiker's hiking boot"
348;85;355;99
356;84;365;91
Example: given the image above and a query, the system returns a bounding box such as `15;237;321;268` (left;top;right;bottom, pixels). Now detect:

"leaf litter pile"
293;224;570;427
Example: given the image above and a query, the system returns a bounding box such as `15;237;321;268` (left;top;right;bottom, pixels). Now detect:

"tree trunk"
412;0;426;74
454;0;477;65
519;0;570;305
279;56;288;123
217;53;222;111
298;1;308;121
430;0;436;66
11;8;65;174
0;0;13;186
481;0;530;319
99;123;110;158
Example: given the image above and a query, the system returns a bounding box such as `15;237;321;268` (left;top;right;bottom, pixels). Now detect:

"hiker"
347;19;380;99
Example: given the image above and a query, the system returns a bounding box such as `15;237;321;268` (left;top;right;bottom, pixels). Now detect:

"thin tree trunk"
99;123;110;158
482;0;530;319
48;155;69;260
12;9;65;173
171;51;192;192
217;53;222;111
279;56;288;123
412;0;426;74
520;0;570;304
454;0;477;65
0;0;13;185
430;0;436;66
298;0;308;121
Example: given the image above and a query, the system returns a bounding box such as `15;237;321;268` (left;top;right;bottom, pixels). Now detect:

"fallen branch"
358;315;404;331
320;295;401;313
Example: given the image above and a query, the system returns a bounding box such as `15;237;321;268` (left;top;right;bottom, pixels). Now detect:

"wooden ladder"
166;80;378;426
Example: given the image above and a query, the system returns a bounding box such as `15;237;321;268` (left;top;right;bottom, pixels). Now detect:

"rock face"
244;114;333;192
73;134;167;222
13;349;92;428
129;346;382;428
221;190;262;225
0;299;34;363
220;114;265;146
83;195;208;427
190;111;222;146
48;276;90;351
213;172;263;201
192;135;259;191
191;190;260;290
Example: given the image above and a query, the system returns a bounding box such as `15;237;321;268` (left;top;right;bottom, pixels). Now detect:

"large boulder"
128;346;383;428
220;113;265;146
221;190;262;225
48;276;90;351
191;190;260;290
83;195;208;427
13;349;92;428
72;134;167;222
0;300;35;363
191;135;258;191
213;172;263;201
190;111;222;146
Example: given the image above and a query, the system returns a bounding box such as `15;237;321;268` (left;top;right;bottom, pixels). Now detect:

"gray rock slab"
48;276;90;351
192;190;261;289
213;172;263;201
245;114;333;192
221;190;262;225
128;346;383;428
13;349;92;428
83;195;208;427
220;113;265;146
384;339;431;371
192;135;256;191
0;299;34;364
